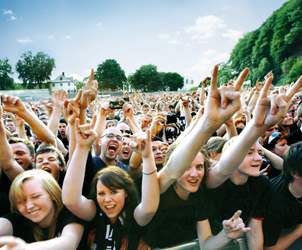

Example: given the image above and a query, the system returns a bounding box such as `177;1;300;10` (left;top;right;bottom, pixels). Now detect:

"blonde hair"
9;169;63;241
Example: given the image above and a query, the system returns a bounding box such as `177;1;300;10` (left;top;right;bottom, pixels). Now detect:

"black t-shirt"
208;175;271;234
142;185;211;248
263;175;302;246
3;207;84;243
83;210;127;250
0;173;11;216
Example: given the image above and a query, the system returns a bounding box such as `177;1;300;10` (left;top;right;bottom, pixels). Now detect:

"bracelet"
142;169;157;175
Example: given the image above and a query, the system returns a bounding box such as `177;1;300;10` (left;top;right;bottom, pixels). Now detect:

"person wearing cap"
265;131;289;158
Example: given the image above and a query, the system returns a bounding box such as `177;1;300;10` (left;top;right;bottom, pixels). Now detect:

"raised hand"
252;74;302;130
131;130;152;158
52;89;67;110
222;210;250;239
1;95;27;116
80;69;98;110
203;65;249;128
74;118;97;149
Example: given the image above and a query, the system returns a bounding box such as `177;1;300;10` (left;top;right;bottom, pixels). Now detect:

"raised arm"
207;74;302;188
158;65;249;192
2;95;56;146
133;130;160;226
0;105;23;181
62;118;98;221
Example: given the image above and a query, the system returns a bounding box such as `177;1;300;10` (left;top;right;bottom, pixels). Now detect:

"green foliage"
217;63;237;85
160;72;184;91
16;51;55;88
95;59;127;90
0;58;14;90
228;0;302;85
288;59;302;82
129;64;162;92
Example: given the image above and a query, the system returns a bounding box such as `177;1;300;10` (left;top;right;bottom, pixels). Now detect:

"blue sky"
1;0;288;85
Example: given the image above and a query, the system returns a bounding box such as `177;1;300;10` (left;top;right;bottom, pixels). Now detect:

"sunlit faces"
152;141;165;167
272;138;289;158
101;128;123;161
118;136;133;162
35;152;61;181
176;152;205;197
11;142;34;170
16;178;55;228
96;181;126;223
238;143;263;177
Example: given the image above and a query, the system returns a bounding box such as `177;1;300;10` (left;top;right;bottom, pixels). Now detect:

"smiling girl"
62;119;159;250
0;169;84;250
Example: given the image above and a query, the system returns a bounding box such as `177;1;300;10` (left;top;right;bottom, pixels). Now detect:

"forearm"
261;146;283;171
29;224;83;250
159;116;216;192
67;125;76;161
203;231;232;250
62;146;89;207
266;225;302;250
94;112;106;137
207;122;264;188
247;219;264;250
16;123;28;140
127;115;141;133
47;106;61;136
134;155;159;226
20;109;56;145
0;131;23;180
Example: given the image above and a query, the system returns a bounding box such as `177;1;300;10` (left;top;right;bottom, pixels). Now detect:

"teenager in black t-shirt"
0;169;83;250
141;66;251;249
62;118;160;250
263;142;302;249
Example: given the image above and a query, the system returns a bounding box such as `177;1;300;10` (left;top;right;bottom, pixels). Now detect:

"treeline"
221;0;302;85
0;53;184;92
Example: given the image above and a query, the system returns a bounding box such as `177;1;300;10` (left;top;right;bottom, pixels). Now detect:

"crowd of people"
0;65;302;250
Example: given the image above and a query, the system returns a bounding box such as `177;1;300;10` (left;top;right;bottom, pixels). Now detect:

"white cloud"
3;9;13;15
16;37;33;44
48;34;55;40
3;9;16;21
222;29;243;41
64;35;71;40
186;49;229;81
186;15;227;38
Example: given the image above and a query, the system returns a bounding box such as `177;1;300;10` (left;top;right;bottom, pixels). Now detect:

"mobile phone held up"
109;99;125;109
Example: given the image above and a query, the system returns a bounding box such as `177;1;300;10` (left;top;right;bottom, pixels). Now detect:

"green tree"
217;63;237;85
160;72;184;91
129;65;162;92
288;59;302;82
0;58;14;90
95;59;126;90
16;51;55;88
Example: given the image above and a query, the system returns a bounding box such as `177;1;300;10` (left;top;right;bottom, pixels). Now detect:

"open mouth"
41;166;52;174
107;143;118;154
